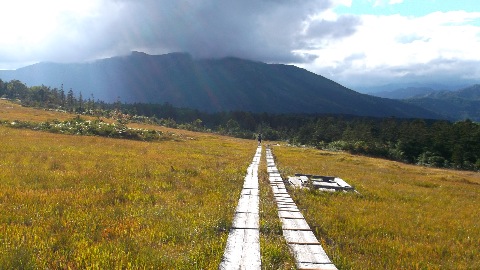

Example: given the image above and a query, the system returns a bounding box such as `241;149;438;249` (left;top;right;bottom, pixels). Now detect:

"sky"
1;0;479;90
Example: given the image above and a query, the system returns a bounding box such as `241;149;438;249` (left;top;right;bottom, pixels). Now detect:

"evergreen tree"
78;91;84;111
67;88;75;111
60;84;66;108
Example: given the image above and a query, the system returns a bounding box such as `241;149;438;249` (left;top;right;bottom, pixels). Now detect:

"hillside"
0;52;440;119
405;84;480;121
371;87;438;99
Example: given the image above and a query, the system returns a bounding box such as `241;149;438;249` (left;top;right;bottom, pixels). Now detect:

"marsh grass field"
1;100;479;269
273;147;480;269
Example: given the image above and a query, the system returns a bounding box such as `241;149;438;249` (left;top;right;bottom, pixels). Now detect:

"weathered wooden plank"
276;202;296;209
241;189;259;196
273;193;291;198
243;179;259;189
236;194;259;214
278;211;304;219
283;230;319;244
219;228;261;270
296;262;338;270
281;218;311;231
232;212;259;229
299;176;309;183
289;244;334;266
276;202;297;208
311;181;339;189
272;188;288;195
267;168;279;173
275;197;295;204
271;186;284;194
335;178;352;189
288;176;303;187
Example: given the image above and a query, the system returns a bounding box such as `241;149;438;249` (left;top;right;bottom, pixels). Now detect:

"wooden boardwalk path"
266;148;337;270
219;146;262;270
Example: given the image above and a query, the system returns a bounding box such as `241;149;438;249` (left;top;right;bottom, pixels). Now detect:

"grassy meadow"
0;100;297;269
273;146;480;270
1;99;479;269
0;100;257;268
0;126;258;269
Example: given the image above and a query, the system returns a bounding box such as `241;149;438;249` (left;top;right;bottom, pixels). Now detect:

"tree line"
1;79;479;171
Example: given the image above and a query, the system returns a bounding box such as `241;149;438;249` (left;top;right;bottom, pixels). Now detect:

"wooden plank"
335;178;353;189
232;212;259;229
277;205;298;211
243;179;259;189
289;244;334;266
288;176;303;187
269;176;283;181
275;197;295;204
273;193;290;198
283;230;319;244
278;211;304;219
312;181;340;190
272;189;288;195
275;183;286;189
267;168;279;173
281;218;311;231
219;228;261;270
297;262;338;270
278;205;298;211
271;186;285;194
236;194;259;214
241;189;259;196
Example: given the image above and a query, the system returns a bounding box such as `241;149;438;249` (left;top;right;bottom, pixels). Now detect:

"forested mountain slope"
0;52;440;118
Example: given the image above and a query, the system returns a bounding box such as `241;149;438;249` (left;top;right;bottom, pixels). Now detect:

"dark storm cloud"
0;0;364;68
106;0;334;62
71;0;361;63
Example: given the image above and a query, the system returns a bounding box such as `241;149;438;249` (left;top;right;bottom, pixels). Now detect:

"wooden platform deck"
266;148;337;270
289;174;355;192
219;146;262;270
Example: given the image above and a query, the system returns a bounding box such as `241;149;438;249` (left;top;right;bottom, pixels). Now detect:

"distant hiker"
257;133;262;145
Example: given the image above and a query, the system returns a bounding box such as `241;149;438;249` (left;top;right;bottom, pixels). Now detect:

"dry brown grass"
0;99;76;122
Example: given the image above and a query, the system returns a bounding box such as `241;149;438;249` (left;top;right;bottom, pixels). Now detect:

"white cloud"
299;10;480;88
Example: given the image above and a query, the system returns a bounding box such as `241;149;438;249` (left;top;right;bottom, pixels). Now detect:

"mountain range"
403;85;480;121
0;52;445;119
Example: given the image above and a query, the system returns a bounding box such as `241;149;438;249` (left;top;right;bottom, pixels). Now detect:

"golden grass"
0;100;77;122
272;145;480;270
0;123;258;268
0;100;297;268
3;99;478;269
